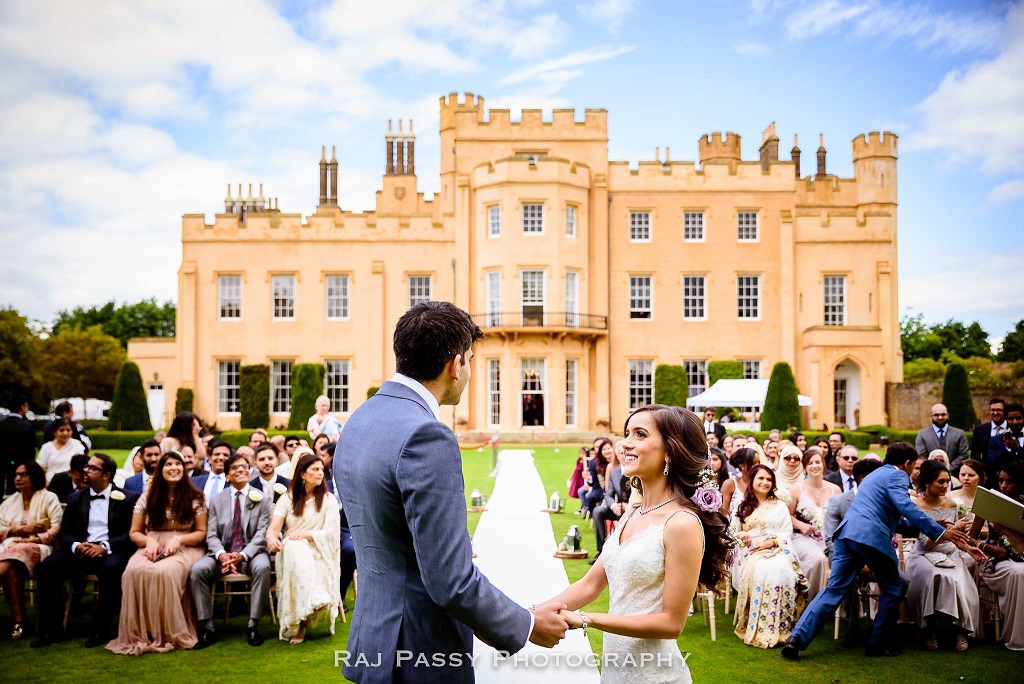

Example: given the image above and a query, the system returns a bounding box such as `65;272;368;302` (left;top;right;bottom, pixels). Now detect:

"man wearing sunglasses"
826;445;861;493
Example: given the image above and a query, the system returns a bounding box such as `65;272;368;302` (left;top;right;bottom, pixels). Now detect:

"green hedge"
240;364;270;429
708;360;743;387
654;364;688;407
218;430;312;449
107;361;152;431
727;429;874;451
175;388;194;415
288;363;325;430
33;430;156;450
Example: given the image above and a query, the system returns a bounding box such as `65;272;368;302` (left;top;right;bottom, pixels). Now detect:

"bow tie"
90;494;106;501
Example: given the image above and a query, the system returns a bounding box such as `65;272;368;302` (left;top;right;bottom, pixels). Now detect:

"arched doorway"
833;359;861;429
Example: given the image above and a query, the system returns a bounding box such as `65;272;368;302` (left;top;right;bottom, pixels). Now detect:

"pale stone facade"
129;93;900;432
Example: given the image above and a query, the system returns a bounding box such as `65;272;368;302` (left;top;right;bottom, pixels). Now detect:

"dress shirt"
391;373;441;420
217;484;251;561
71;484;112;554
844;474;857;493
205;472;226;499
992;421;1007;435
933;424;947;442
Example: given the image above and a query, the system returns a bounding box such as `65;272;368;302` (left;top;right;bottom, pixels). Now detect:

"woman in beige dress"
787;447;840;600
267;453;341;644
108;451;208;655
0;461;62;639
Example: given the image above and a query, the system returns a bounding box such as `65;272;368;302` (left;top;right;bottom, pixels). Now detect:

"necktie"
229;491;244;553
90;494;105;501
847;476;855;492
937;428;945;442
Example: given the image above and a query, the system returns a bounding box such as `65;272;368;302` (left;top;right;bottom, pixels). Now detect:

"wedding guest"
904;460;982;651
706;432;719;449
191;452;273;649
123;440;162;494
249;429;268;449
180;444;204;477
909;453;927;495
722;447;757;518
948;459;985;525
283;435;300;464
307;395;343;439
826;445;860;493
37;418;86;484
32;453;139;648
194;439;231;499
160;412;208;466
764;440;781;470
576;448;599;517
591;440;629;565
929;449;960;488
776;444;805;492
731;464;807;648
107;451;208;654
0;460;62;639
582;439;614;517
721;434;735;457
968;462;1024;651
43;401;91;451
789;432;808;452
708;447;729;489
115;446;144;487
568;446;586;509
702;407;726;445
266;453;341;644
1;397;36;496
251;443;291;502
47;453;89;503
788;447;839;601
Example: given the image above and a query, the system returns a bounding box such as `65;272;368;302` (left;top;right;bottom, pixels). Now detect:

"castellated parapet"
439;91;607;140
698;132;742;164
852;131;898;161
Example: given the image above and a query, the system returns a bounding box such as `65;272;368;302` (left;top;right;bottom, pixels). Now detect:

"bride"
543;405;733;683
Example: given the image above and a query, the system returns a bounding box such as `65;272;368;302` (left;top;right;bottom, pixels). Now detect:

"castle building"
128;93;901;433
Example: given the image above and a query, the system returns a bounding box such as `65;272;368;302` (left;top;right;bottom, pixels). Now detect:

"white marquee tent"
685;379;812;409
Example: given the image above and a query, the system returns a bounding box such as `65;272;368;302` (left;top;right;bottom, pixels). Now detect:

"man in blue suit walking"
336;301;568;683
782;441;977;658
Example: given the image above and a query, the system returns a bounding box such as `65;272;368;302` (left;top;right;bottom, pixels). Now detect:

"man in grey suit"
336;302;567;683
914;403;969;471
191;452;273;648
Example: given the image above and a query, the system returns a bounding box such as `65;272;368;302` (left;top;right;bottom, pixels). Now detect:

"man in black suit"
987;402;1024;484
0;396;36;495
43;400;91;452
590;440;629;565
971;397;1006;462
826;445;860;493
48;453;89;503
249;443;290;502
32;452;140;648
702;408;727;446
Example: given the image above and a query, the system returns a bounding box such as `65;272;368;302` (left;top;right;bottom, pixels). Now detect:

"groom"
782;441;976;658
336;301;568;683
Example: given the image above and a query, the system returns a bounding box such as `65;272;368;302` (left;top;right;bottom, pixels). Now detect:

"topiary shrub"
288;363;325;430
708;360;744;387
106;361;152;431
240;364;270;429
942;362;977;429
654;364;689;408
174;387;194;415
761;362;802;430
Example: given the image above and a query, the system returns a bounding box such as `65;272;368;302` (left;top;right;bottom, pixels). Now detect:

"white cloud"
989;179;1024;205
786;1;870;38
734;42;771;57
909;3;1024;175
500;45;634;86
578;0;637;31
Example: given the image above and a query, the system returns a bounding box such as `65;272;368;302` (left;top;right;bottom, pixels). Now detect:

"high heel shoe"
11;623;24;640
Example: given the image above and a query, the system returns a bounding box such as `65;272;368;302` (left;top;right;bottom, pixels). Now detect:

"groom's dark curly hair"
394;301;483;381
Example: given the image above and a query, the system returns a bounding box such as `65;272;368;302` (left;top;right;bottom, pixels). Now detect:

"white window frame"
565;271;579;328
683;211;705;242
522;203;544;235
521;269;546;325
218;275;242;320
683;359;708;399
737;211;759;242
408;275;432;308
737;275;760;320
824;275;847;326
628;360;653;409
565;205;577;238
683;275;706;320
324;359;350;413
741;360;762;379
565;358;578;428
216;360;240;414
488;205;501;238
486;271;501;327
271;274;296;320
271;360;293;414
629;275;653;320
325;274;349;321
629;210;651;242
488;359;501;428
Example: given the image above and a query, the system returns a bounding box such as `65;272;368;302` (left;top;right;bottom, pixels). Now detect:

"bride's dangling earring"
663;460;670;475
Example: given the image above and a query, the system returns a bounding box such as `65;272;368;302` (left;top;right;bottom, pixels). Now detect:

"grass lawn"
3;445;1019;682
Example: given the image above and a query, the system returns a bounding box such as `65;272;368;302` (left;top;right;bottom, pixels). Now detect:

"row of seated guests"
20;448;344;653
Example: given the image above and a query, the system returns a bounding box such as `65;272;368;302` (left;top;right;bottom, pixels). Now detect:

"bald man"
914;403;969;472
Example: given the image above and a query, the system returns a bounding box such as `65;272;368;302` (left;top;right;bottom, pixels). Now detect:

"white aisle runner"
472;449;600;683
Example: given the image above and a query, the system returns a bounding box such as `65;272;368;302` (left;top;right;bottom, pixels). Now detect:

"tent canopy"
685;379;812;408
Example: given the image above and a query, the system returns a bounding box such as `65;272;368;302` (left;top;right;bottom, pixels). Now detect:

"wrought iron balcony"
471;310;608;334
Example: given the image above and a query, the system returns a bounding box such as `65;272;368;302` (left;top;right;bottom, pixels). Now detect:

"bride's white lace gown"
600;507;696;684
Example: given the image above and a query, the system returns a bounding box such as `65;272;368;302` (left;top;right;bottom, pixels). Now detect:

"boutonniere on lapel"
273;483;287;496
247;490;264;509
110;490;126;501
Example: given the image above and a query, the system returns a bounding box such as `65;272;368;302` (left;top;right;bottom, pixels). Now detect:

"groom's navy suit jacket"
336;381;531;684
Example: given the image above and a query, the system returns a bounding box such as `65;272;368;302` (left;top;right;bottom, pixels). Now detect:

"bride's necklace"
639;496;678;515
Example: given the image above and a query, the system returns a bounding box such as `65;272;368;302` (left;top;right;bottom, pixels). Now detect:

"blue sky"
1;0;1021;345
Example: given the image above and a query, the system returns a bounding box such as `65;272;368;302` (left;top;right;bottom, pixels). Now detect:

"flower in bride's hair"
692;487;723;512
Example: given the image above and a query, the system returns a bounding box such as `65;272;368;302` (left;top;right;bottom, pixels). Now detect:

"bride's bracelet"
580;611;588;637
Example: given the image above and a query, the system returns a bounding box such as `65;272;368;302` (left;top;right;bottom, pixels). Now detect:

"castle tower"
852;131;898;205
699;132;742;170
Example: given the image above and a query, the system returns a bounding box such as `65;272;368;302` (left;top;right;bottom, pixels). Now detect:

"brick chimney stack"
791;134;801;179
816;133;827;178
319;146;328;205
329;146;338;204
386;120;395;175
407;119;415;175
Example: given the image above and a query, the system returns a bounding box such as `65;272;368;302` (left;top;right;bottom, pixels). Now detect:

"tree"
35;325;125;403
0;307;45;410
998;319;1024;361
239;365;270;429
288;363;325;430
174;388;194;415
942;362;977;430
107;361;152;430
654;364;688;408
900;313;992;361
761;362;802;430
52;299;175;349
708;360;743;387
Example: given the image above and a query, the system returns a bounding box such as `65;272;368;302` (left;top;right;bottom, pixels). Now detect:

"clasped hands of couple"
524;601;589;648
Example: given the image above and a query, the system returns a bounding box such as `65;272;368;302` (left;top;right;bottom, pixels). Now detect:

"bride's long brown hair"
625;404;734;589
